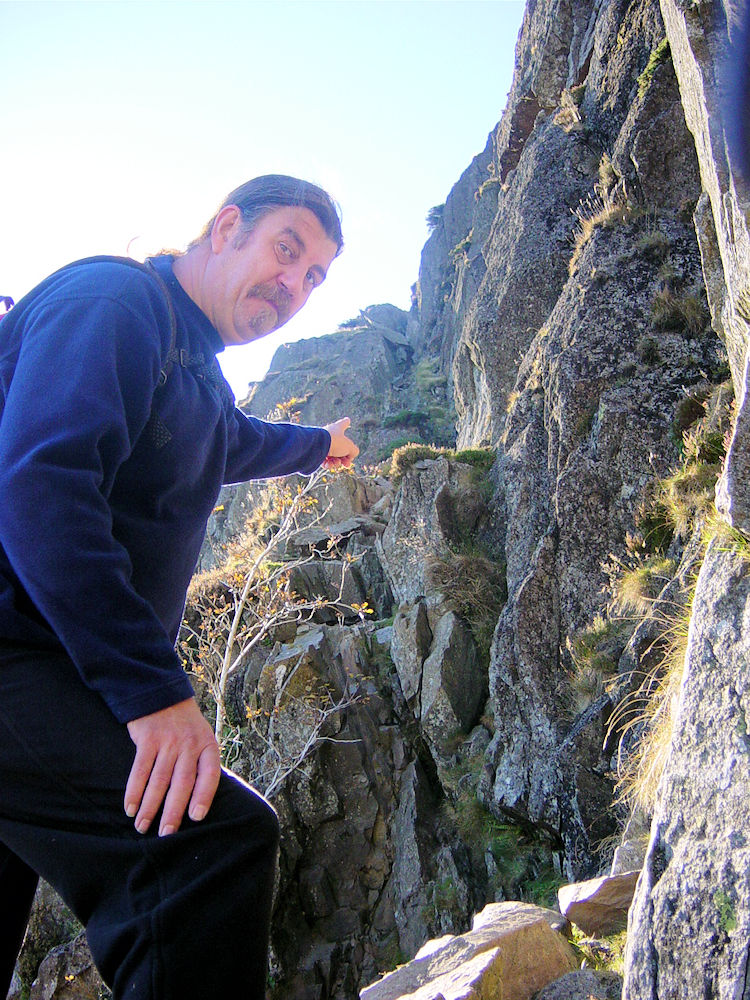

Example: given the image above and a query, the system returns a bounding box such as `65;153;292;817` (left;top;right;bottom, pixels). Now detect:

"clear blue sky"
1;0;525;397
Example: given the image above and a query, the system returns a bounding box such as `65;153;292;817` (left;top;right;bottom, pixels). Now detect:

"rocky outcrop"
618;3;750;998
238;304;454;468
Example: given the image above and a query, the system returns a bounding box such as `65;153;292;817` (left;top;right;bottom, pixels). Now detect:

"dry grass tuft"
613;556;677;617
568;615;634;714
426;549;506;658
569;192;636;276
612;594;693;813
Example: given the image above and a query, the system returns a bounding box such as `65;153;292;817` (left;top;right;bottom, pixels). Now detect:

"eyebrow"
280;227;328;282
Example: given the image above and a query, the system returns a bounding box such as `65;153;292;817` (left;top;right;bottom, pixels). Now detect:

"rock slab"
360;901;577;1000
557;871;640;936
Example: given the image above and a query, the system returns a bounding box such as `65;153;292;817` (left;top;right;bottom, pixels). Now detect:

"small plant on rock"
613;556;677;616
638;38;671;99
650;286;708;335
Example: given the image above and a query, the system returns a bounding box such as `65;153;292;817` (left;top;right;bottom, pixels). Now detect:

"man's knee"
211;772;280;857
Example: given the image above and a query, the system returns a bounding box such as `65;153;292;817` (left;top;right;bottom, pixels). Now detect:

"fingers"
158;742;221;837
125;700;221;837
189;744;222;823
124;740;158;828
323;417;359;468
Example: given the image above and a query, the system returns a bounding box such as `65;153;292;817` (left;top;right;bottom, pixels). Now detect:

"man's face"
205;205;338;347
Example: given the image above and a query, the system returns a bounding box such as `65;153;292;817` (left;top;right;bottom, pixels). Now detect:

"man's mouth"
249;284;291;327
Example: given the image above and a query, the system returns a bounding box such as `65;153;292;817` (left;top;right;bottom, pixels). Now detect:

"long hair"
188;174;343;254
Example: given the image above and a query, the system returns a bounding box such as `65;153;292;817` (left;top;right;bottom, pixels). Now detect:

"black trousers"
0;649;279;1000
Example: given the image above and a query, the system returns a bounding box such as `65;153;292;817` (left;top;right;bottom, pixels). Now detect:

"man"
0;175;358;999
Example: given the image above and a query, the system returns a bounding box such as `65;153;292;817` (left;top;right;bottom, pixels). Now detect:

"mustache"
248;282;292;324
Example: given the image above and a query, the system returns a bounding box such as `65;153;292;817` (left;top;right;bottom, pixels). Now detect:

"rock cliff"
13;1;750;999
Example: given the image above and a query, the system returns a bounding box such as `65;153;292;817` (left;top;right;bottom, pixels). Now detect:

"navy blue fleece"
0;256;330;723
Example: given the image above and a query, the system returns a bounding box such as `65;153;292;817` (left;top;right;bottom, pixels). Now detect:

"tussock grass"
570;927;628;974
426;548;506;659
613;556;677;616
651;287;708;335
611;591;693;813
568;616;634;713
389;443;495;483
638;39;671;99
569;193;637;276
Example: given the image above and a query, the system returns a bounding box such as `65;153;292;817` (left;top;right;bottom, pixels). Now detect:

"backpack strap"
51;255;178;386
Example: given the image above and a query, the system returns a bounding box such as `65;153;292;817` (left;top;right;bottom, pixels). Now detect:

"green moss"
569;615;634;711
390;443;447;478
714;889;737;933
636;229;670;261
414;356;448;392
426;204;444;231
388;444;495;483
638;335;661;365
377;436;414;462
570;927;628;973
638;38;671;99
450;231;473;260
383;409;431;429
453;447;495;473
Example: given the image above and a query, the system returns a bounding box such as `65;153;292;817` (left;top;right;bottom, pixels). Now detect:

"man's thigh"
0;648;136;836
0;647;277;910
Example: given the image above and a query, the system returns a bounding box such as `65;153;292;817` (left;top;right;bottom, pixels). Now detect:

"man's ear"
209;205;243;254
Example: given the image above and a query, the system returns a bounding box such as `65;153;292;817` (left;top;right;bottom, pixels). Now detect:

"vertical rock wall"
622;2;750;997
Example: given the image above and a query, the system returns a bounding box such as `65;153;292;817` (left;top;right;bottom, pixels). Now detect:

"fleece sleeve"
223;410;331;485
0;282;195;723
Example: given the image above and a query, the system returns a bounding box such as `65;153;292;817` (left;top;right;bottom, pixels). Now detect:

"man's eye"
277;242;294;260
305;270;319;288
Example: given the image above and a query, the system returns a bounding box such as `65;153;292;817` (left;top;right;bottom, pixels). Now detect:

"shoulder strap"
52;255;178;387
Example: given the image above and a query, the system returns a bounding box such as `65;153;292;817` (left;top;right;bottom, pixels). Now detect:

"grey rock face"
623;544;750;998
29;932;103;1000
377;457;489;605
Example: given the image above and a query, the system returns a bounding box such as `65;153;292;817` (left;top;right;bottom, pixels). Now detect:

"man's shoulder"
5;256;176;362
48;256;168;307
31;256;175;338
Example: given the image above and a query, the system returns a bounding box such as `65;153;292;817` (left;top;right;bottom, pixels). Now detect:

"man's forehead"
255;205;338;269
258;204;325;237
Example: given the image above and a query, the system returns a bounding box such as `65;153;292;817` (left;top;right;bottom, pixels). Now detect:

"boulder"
558;871;640;936
361;901;577;1000
471;900;568;936
532;969;622;1000
391;600;432;707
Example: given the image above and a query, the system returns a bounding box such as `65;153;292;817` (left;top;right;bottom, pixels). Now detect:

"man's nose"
278;264;307;303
